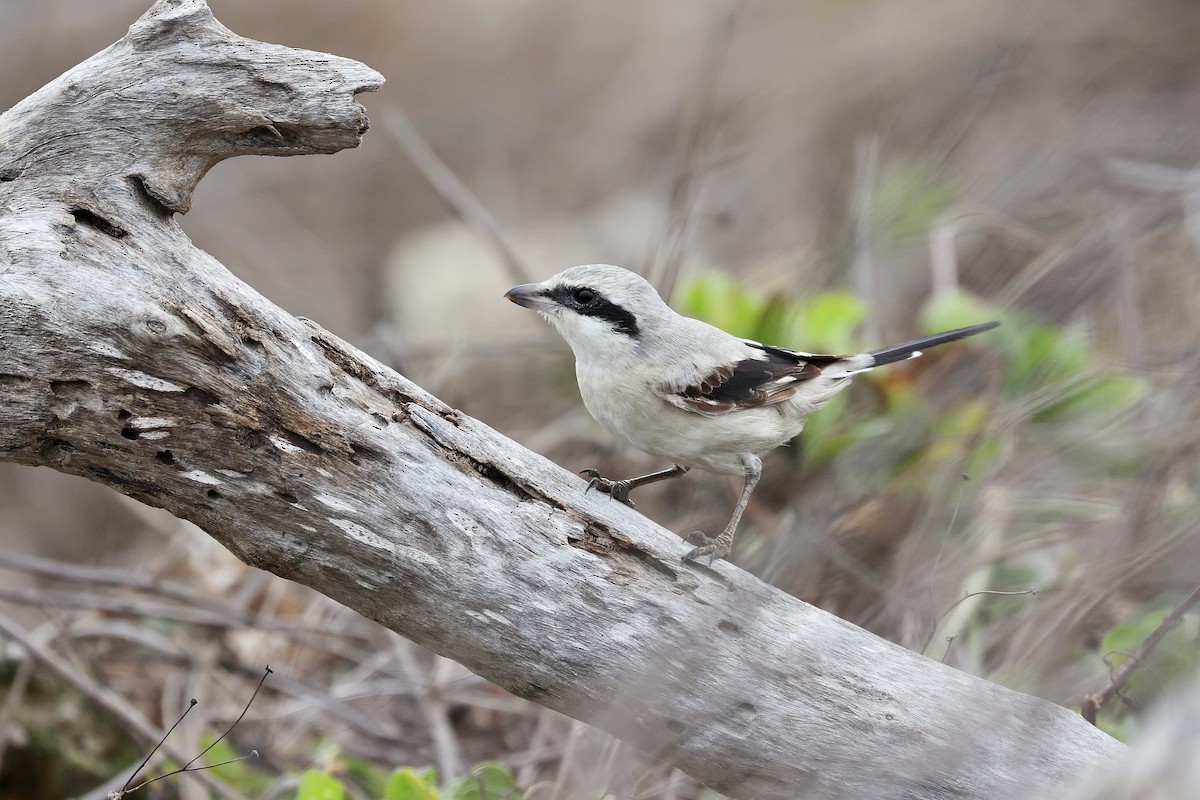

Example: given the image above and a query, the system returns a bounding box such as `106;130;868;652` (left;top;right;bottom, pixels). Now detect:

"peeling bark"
0;2;1127;798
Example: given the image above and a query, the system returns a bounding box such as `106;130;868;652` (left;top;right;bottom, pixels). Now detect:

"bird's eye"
573;288;597;305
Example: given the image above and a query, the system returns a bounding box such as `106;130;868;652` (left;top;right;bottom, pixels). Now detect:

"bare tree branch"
1081;582;1200;725
0;2;1127;798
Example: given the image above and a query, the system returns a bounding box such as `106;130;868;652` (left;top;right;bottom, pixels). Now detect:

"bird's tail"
868;321;1000;367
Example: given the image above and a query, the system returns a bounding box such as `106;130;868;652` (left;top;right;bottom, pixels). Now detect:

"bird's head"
504;265;670;361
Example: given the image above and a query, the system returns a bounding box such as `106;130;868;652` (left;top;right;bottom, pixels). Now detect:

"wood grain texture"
0;2;1127;798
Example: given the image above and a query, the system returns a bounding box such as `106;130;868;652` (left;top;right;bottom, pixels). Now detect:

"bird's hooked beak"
504;283;556;311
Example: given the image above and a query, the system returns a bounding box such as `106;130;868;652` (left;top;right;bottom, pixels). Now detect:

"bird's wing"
653;340;847;415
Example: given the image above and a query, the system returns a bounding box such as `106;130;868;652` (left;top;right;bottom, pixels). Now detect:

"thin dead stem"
1081;582;1200;725
649;2;741;301
923;588;1039;657
0;611;249;800
381;106;530;285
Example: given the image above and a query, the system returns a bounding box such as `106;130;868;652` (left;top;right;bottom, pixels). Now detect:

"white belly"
576;366;806;476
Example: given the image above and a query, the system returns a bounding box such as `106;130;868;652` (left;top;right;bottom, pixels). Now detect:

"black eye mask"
549;285;641;339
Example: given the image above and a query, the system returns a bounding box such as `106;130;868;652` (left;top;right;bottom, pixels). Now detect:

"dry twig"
381;106;530;285
0;611;249;800
1081;583;1200;725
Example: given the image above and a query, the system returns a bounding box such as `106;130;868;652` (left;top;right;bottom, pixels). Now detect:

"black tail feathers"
868;321;1000;367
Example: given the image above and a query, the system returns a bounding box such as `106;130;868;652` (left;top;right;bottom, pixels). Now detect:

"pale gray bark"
1066;672;1200;800
0;2;1127;798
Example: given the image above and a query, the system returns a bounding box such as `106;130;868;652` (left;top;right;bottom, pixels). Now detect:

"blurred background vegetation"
2;0;1200;797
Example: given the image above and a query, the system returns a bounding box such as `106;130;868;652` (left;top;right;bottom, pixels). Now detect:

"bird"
504;264;999;564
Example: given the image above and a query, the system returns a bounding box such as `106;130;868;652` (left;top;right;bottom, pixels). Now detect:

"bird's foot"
682;530;733;565
579;469;635;507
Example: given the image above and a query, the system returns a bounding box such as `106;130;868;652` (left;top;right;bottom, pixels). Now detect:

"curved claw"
585;475;610;497
578;469;635;507
682;531;731;566
580;468;601;496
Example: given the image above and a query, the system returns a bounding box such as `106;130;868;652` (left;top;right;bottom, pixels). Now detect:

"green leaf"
1035;374;1146;422
792;290;865;353
675;273;763;338
443;762;517;800
920;290;999;339
1099;602;1200;705
871;160;958;241
798;392;850;469
1032;327;1088;383
962;433;1001;478
296;770;344;800
1023;326;1060;369
385;767;441;800
933;398;989;439
989;320;1096;396
1097;714;1137;742
677;277;868;354
342;755;389;798
197;737;273;794
677;273;725;329
730;288;764;339
754;293;793;349
1100;608;1166;656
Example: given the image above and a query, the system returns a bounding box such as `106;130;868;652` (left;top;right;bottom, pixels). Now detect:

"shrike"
505;264;998;564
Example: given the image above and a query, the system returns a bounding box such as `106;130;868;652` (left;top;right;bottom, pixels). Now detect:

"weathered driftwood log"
0;2;1126;798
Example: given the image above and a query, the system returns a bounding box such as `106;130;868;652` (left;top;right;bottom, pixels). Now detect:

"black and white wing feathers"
655;340;849;415
652;322;1000;416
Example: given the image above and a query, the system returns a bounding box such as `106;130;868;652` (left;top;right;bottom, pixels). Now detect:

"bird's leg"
683;455;762;565
579;464;689;507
